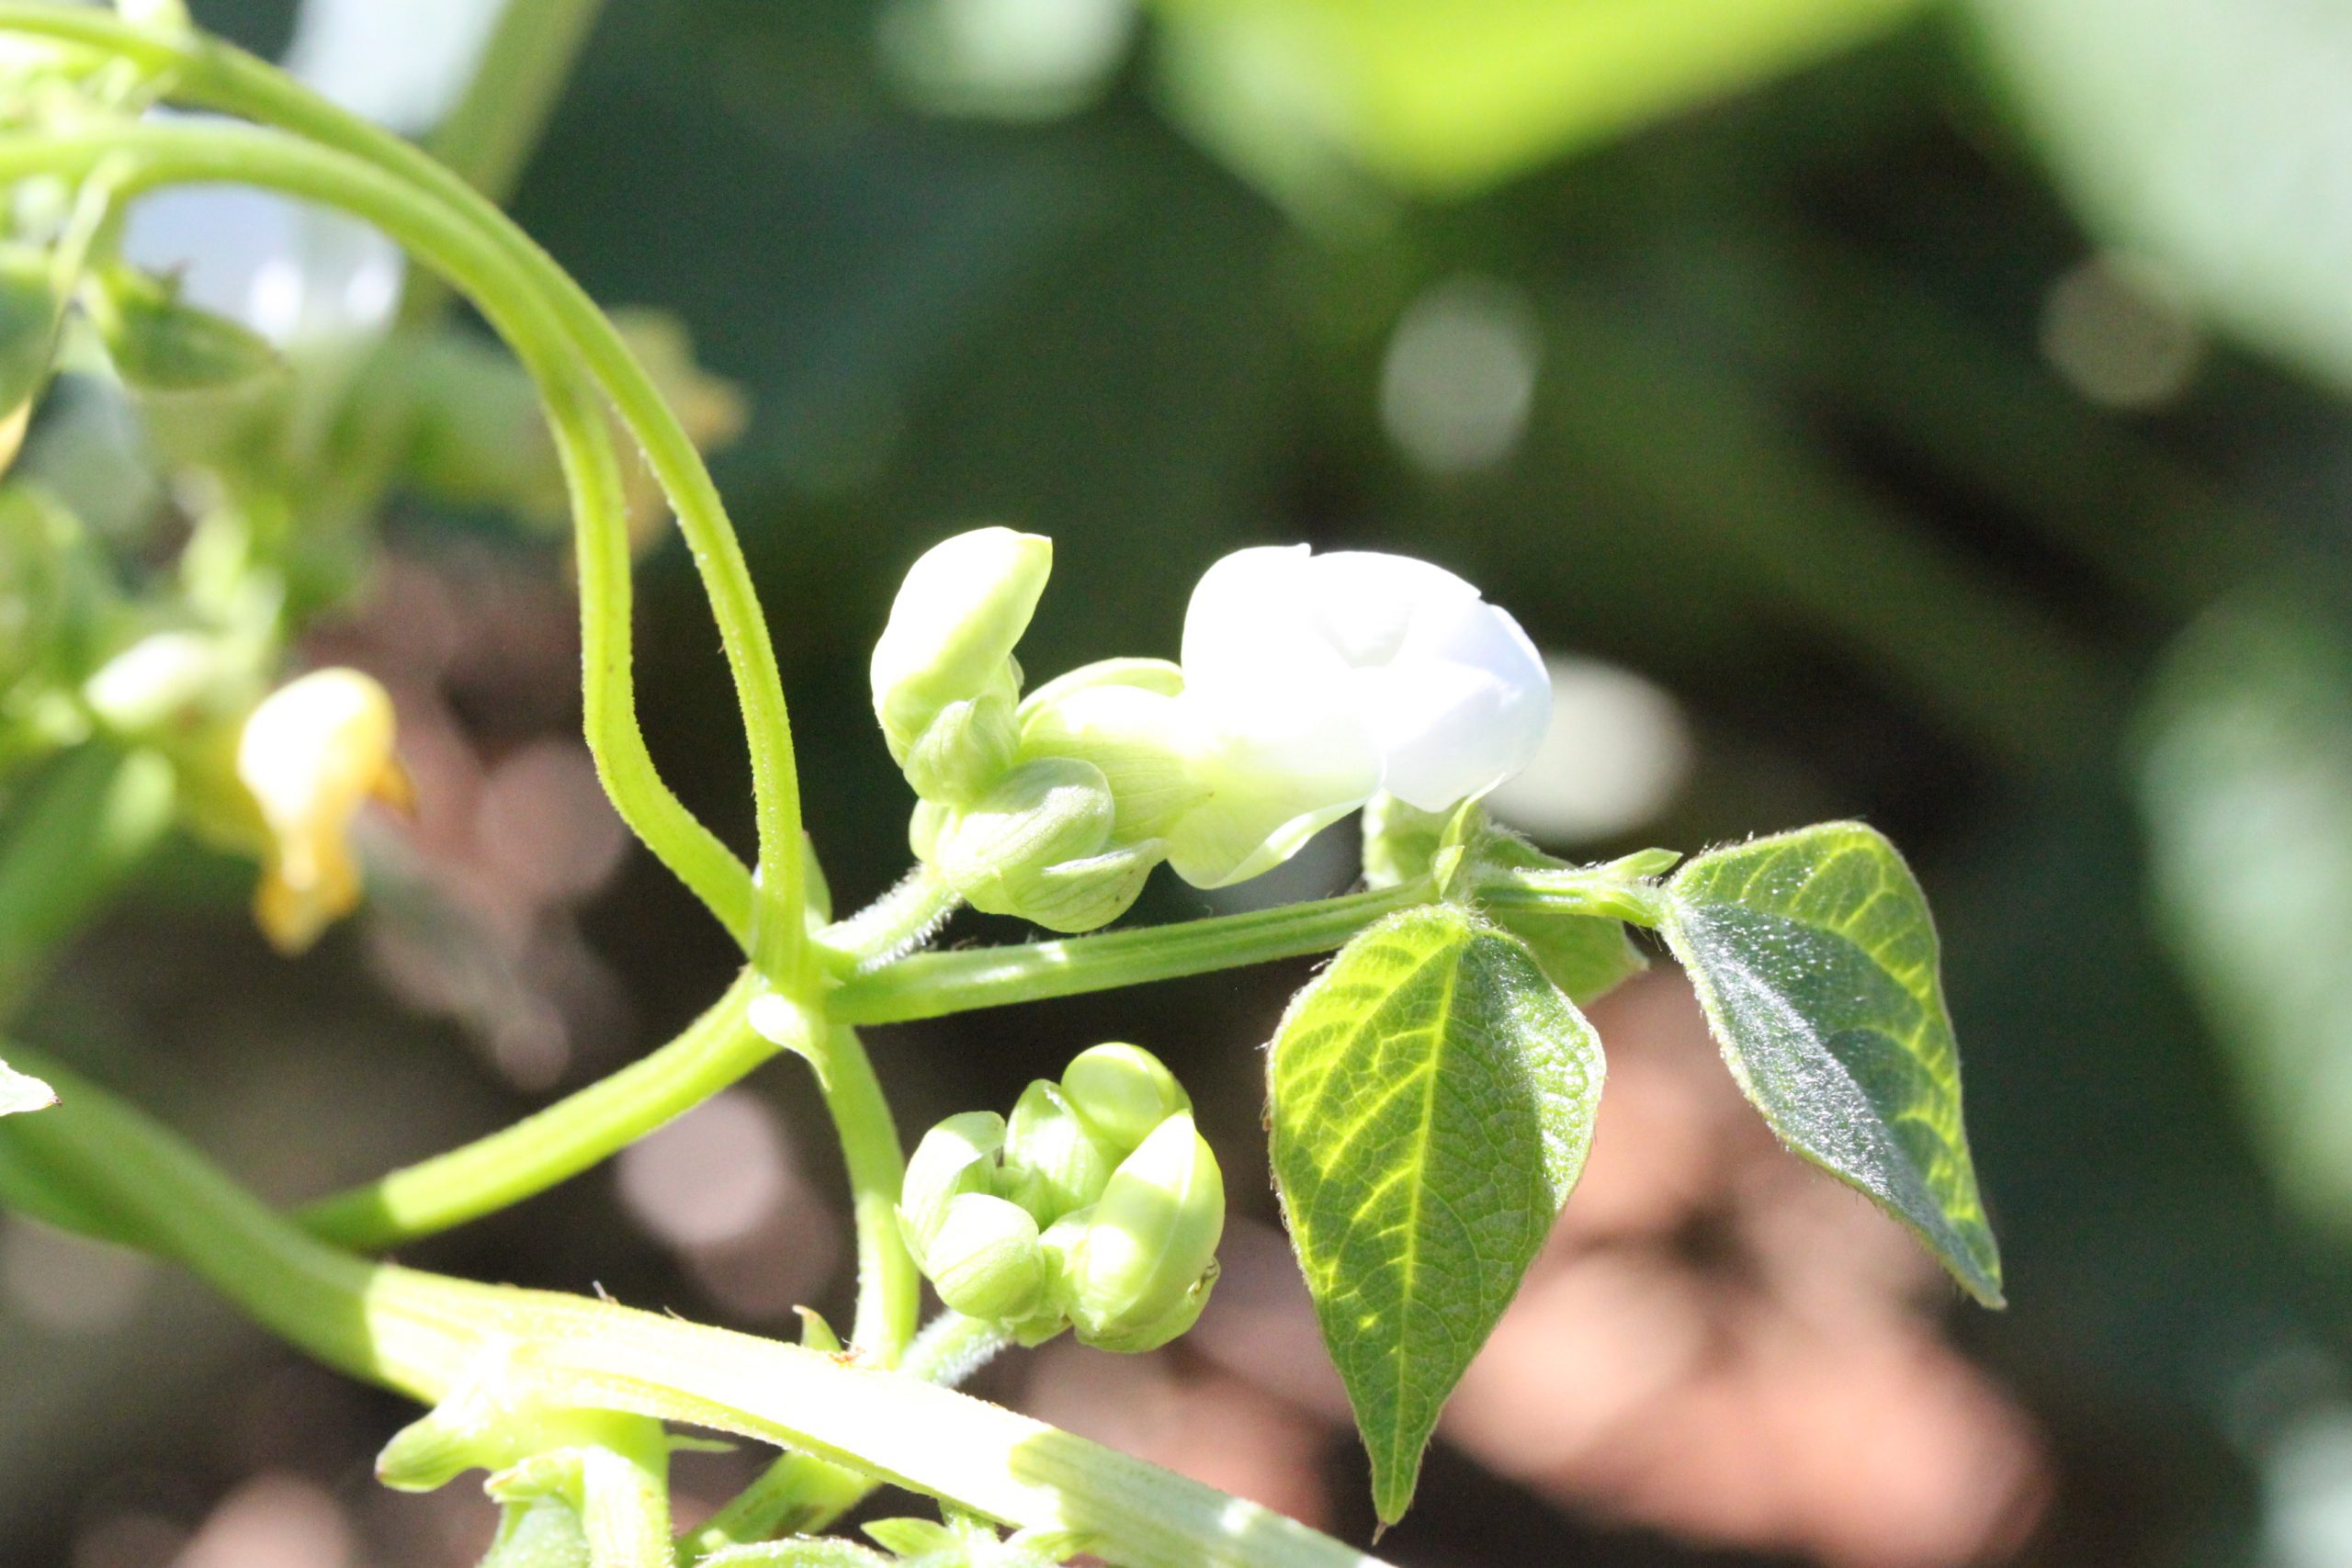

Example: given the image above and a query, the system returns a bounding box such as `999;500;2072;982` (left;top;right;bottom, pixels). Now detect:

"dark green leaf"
1659;822;2004;1304
1269;904;1603;1523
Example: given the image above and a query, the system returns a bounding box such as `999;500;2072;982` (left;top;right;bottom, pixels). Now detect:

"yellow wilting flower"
234;668;411;953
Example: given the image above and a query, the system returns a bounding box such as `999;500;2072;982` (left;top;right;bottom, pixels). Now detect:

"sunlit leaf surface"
1661;822;2004;1304
1269;905;1603;1522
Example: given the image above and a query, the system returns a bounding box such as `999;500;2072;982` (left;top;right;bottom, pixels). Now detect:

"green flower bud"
1023;1207;1094;1348
871;527;1050;770
924;1191;1046;1321
898;1110;1004;1263
927;757;1122;929
1060;1043;1191;1153
1000;1079;1117;1224
1063;1112;1225;1353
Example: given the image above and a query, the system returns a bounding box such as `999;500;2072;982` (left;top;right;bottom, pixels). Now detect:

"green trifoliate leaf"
1269;904;1604;1525
1658;822;2004;1305
0;1058;55;1118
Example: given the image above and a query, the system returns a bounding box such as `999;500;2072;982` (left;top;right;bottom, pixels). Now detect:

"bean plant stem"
0;115;910;1342
831;879;1434;1023
0;1055;1392;1568
684;1313;1015;1560
803;1024;918;1362
299;972;769;1249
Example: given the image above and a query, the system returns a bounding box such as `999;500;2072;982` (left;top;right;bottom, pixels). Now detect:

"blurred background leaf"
1967;0;2352;397
2137;590;2352;1233
1152;0;1928;211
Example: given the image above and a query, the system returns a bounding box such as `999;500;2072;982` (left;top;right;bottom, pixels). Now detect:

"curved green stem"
815;863;960;971
0;4;811;984
831;880;1432;1024
300;972;771;1248
0;1055;1389;1568
796;1022;918;1363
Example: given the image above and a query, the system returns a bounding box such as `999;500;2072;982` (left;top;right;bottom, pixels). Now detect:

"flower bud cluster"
896;1043;1223;1353
873;529;1553;928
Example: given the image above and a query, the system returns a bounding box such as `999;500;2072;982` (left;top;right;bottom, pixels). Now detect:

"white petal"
1367;596;1551;812
1178;545;1341;705
1303;550;1480;667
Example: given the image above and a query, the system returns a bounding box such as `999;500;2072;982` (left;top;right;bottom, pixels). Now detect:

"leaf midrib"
1381;927;1466;1494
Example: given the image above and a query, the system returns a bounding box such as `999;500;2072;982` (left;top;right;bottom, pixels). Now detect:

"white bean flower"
886;533;1554;927
1159;545;1550;887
